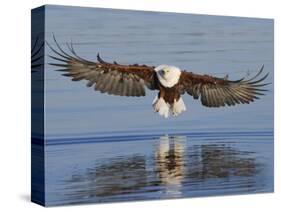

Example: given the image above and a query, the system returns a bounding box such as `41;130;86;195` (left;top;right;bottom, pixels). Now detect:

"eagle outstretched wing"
47;37;157;97
31;36;44;71
179;66;269;107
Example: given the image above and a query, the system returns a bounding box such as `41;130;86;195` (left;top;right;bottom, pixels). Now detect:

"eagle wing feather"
47;37;157;97
31;36;44;71
179;65;269;107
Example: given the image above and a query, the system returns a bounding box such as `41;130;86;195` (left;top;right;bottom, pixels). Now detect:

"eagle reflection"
154;135;186;196
63;135;260;202
64;155;147;200
186;144;260;181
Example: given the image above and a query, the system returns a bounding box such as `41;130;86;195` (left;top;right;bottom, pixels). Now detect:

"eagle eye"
163;68;169;74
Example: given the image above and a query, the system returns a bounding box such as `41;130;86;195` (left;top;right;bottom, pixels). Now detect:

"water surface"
44;132;273;205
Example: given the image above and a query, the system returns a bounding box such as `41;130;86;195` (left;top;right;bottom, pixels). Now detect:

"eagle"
48;38;269;118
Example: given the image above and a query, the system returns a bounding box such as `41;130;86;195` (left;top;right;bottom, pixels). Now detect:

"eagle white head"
153;65;186;118
155;65;181;88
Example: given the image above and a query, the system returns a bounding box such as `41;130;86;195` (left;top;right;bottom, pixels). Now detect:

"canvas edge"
31;5;46;207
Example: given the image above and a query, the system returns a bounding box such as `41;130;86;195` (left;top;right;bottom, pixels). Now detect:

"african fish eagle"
48;38;269;118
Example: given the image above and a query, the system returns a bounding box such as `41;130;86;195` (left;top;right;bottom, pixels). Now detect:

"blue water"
32;5;274;206
43;132;273;205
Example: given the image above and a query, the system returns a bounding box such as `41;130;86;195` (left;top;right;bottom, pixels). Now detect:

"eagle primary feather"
48;37;157;97
179;65;269;107
48;37;270;118
31;36;44;71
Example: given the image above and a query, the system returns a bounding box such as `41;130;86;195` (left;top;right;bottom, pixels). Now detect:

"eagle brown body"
47;36;269;118
158;82;181;105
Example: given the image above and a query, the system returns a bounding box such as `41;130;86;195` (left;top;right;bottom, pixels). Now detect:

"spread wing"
179;66;270;107
47;37;157;97
31;36;44;72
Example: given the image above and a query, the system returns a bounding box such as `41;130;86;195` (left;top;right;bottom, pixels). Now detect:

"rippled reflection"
154;135;186;197
65;155;147;198
55;134;270;205
187;144;259;179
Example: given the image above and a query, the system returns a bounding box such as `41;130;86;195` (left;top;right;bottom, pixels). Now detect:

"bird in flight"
48;38;269;118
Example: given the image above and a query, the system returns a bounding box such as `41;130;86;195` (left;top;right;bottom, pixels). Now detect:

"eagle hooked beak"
162;68;170;75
